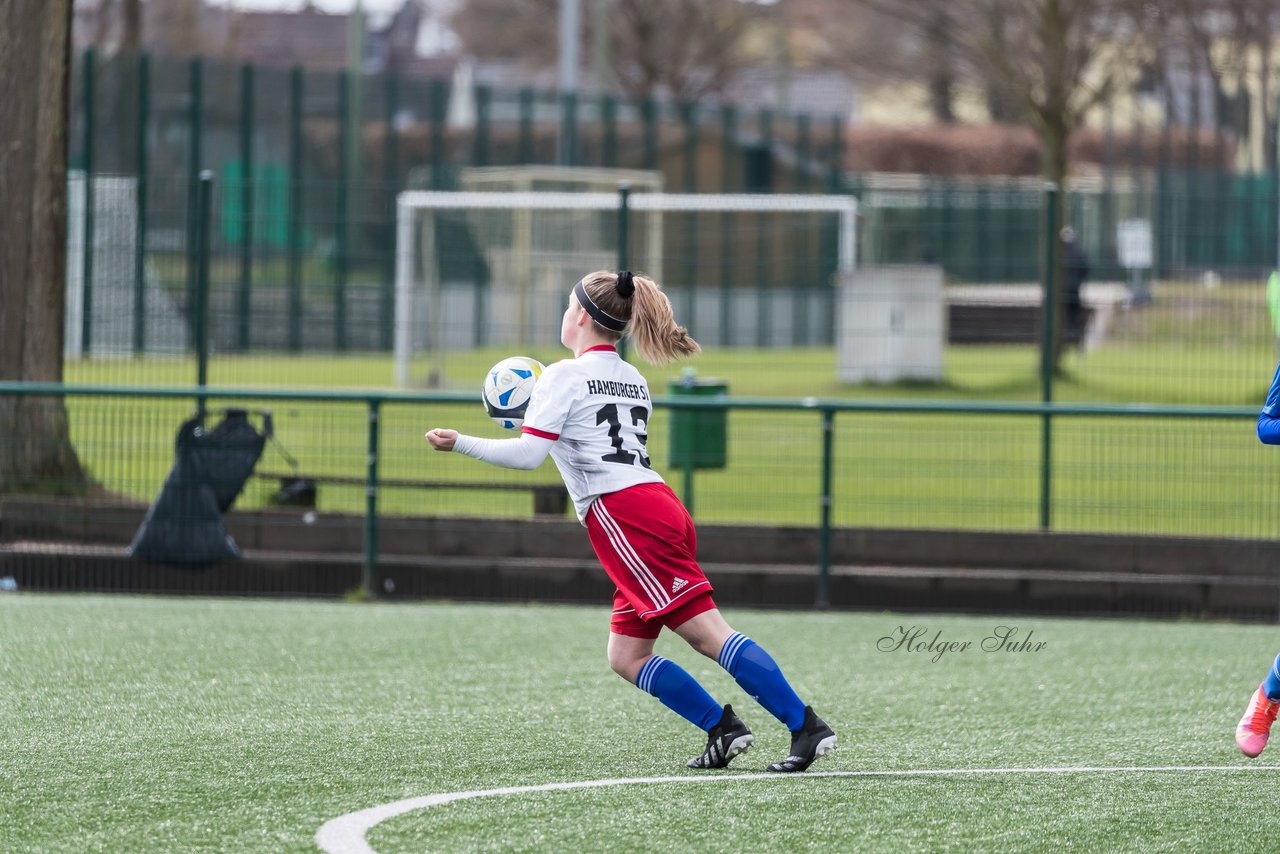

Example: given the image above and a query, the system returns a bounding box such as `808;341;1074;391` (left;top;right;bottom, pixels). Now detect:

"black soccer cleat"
766;705;837;773
687;704;755;769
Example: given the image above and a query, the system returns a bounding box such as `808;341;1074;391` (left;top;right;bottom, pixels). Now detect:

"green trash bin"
668;373;728;470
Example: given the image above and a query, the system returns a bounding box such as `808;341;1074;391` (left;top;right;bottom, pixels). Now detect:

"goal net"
393;189;858;388
65;172;188;358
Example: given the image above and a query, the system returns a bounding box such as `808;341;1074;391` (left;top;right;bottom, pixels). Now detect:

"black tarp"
128;409;266;566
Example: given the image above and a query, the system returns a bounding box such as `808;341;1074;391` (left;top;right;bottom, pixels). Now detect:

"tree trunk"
93;0;116;47
0;0;87;494
1040;121;1070;377
925;9;955;123
979;4;1022;123
121;0;142;54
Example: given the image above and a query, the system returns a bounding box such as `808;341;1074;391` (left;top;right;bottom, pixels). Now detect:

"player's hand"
425;428;458;452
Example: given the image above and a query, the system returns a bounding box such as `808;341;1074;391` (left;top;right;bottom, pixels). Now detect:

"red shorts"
586;482;717;639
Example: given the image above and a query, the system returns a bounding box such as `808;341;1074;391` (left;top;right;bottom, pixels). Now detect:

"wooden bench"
253;471;570;517
946;283;1126;347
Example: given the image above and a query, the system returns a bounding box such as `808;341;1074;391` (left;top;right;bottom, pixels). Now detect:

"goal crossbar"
396;191;859;215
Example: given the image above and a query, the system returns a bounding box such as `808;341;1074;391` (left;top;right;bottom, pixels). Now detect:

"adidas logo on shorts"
671;577;688;594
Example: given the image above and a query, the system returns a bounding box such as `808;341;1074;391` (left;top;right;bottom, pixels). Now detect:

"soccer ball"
483;356;544;429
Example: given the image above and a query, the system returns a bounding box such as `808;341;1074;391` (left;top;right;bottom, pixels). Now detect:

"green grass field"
58;339;1280;539
3;594;1278;851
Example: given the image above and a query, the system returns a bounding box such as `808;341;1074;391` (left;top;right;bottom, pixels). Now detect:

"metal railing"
0;382;1260;604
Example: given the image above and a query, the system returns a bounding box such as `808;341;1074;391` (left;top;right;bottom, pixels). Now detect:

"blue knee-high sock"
1263;652;1280;700
636;656;723;732
719;632;806;731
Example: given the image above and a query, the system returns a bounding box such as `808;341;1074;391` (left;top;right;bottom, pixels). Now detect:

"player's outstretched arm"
425;429;554;471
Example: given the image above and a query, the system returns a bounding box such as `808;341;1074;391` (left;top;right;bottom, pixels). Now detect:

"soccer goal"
393;188;858;388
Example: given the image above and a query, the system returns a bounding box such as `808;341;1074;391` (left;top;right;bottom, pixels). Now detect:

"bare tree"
796;0;963;123
450;0;760;101
1151;0;1279;171
121;0;141;53
93;0;117;47
923;7;958;123
821;0;1055;125
1246;0;1279;169
152;0;204;58
0;0;87;493
838;0;1146;369
961;2;1132;183
972;1;1024;122
607;0;756;101
450;0;558;69
84;0;142;53
963;0;1146;369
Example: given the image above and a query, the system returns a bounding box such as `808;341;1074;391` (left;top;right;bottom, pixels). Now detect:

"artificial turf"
3;593;1278;851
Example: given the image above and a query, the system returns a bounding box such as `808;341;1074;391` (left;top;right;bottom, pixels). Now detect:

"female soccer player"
1236;363;1280;756
426;270;836;772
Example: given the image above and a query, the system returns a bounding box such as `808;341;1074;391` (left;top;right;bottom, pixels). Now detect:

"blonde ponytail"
580;271;700;365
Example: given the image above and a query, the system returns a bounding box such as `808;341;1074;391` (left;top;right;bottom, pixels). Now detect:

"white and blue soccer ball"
482;356;544;429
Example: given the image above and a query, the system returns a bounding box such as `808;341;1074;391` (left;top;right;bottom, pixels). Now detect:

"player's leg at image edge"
717;631;837;773
1236;652;1280;757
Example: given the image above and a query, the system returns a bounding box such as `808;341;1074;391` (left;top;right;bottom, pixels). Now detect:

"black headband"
574;278;628;333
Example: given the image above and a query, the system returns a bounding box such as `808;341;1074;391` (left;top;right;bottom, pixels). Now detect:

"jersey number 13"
595;403;651;468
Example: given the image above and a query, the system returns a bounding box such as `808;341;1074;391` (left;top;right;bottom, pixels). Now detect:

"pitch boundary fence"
0;382;1259;604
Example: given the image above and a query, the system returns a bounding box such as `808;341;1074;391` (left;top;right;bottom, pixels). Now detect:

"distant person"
426;270;837;773
1235;362;1280;756
1061;227;1089;347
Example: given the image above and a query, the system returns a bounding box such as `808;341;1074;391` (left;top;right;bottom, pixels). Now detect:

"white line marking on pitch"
315;765;1278;854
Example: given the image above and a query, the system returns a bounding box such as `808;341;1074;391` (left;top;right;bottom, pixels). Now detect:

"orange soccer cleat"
1236;684;1280;758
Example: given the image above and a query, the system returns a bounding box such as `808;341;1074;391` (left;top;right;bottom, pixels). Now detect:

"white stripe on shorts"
594;499;670;609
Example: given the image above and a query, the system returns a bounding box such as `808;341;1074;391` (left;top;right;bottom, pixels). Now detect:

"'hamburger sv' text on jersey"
520;347;665;522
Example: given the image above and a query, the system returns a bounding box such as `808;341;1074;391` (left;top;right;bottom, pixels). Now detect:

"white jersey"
521;345;665;521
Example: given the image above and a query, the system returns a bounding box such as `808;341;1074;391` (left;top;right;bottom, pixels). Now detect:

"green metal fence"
0;383;1270;602
854;173;1280;285
65;167;1280;424
69;49;847;362
62;49;1280;416
27;49;1280;604
70;48;1279;307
